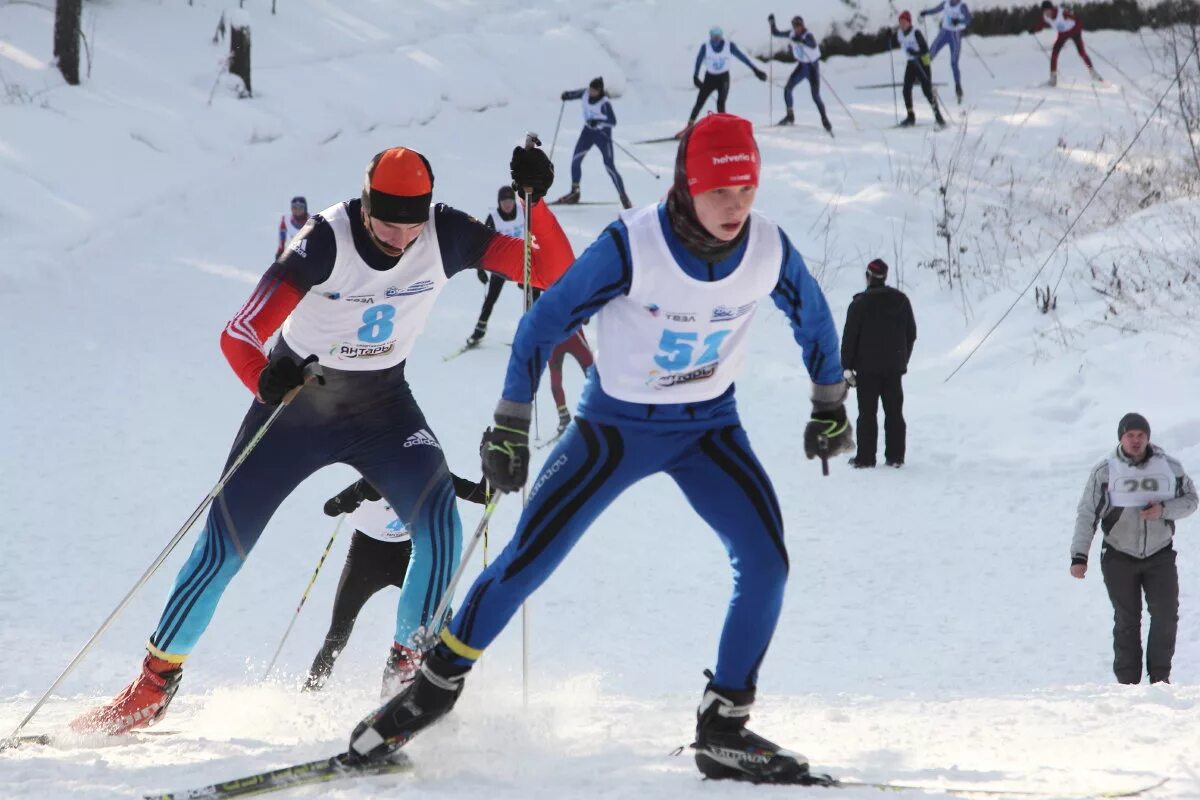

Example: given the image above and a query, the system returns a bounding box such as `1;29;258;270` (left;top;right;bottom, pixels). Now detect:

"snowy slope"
2;1;1199;798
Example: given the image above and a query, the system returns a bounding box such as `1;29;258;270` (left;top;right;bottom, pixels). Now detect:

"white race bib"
1107;453;1177;508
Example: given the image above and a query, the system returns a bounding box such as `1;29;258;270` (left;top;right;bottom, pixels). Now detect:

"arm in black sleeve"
841;299;861;372
915;30;930;56
562;88;586;101
452;474;489;505
905;297;917;362
434;203;501;278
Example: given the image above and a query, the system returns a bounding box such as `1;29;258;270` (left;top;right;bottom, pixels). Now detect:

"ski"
830;775;1169;797
144;751;412;800
548;201;619;207
2;729;180;750
443;341;481;362
633;135;680;144
535;431;566;450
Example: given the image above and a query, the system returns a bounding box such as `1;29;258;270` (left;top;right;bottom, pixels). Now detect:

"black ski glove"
768;13;776;25
476;268;488;284
693;76;703;89
480;401;531;493
804;403;855;461
560;90;572;101
258;353;320;406
510;146;554;205
323;479;381;517
754;68;767;81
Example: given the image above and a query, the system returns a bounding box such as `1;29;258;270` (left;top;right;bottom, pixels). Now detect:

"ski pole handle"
818;436;831;477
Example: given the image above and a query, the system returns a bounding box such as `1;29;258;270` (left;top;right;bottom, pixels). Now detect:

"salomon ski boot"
466;320;486;347
691;674;827;784
777;109;795;126
71;654;183;735
351;650;468;761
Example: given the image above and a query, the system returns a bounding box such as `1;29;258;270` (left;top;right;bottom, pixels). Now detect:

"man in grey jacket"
1071;412;1197;684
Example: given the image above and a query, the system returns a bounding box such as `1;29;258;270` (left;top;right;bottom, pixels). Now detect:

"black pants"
689;71;730;122
476;273;506;324
304;531;412;689
854;372;906;465
903;60;938;115
1100;545;1179;684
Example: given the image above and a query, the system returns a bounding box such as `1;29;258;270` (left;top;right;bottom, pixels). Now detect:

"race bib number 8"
359;305;396;343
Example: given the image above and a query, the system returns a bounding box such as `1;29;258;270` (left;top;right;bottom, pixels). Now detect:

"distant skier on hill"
768;13;833;134
894;10;946;128
465;185;525;348
346;113;855;786
919;0;971;103
683;26;767;133
70;143;573;736
1033;1;1101;86
554;77;632;209
276;196;309;260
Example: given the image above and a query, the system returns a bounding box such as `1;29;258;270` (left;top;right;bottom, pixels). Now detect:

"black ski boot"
898;111;916;128
777;109;795;126
934;109;947;128
821;115;833;135
955;83;964;104
691;674;825;785
553;183;581;205
619;192;633;210
466;320;486;347
349;650;468;761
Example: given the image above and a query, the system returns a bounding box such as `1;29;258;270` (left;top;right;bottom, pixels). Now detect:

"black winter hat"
589;76;605;93
498;185;516;203
1117;412;1150;439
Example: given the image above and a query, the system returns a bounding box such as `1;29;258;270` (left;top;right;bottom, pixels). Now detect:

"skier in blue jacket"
685;26;767;130
347;113;854;786
920;0;971;103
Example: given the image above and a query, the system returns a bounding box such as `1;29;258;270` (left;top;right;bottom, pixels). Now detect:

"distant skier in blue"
920;0;971;103
554;76;631;209
684;26;767;131
768;13;832;134
348;113;856;786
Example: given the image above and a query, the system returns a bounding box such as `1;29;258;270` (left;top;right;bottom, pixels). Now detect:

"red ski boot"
70;654;182;735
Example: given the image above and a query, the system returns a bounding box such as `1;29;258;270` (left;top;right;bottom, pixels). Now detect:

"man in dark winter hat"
841;258;916;468
1071;413;1196;684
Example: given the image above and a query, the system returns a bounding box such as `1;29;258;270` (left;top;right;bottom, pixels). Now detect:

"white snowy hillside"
2;0;1199;798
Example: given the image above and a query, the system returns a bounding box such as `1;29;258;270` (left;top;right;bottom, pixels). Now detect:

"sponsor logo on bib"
334;342;395;359
386;280;436;298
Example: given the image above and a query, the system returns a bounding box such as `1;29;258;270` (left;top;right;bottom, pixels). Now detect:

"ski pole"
262;516;345;681
821;73;860;129
415;492;506;651
2;362;322;748
548;100;566;161
767;23;774;125
521;131;537;706
888;33;899;124
817;436;831;477
964;34;995;79
1088;45;1139;90
613;138;661;179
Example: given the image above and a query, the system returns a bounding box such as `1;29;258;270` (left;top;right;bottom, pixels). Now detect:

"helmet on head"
709;25;723;38
362;147;435;223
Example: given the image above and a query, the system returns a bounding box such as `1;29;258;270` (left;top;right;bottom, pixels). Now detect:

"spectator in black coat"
840;259;917;468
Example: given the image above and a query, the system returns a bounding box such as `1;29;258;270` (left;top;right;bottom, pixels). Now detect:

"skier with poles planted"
302;474;488;696
553;77;632;209
347;113;855;785
894;10;946;128
919;0;971;103
70;144;571;736
1033;1;1101;87
768;13;833;134
683;26;767;133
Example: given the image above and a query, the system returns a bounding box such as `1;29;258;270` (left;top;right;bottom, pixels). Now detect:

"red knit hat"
362;147;435;223
683;113;759;196
899;10;913;24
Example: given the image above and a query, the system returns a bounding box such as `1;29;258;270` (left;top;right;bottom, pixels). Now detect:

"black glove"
452;474;491;505
323;479;381;517
476;268;488;285
804;403;855;461
480;404;532;493
586;118;601;129
754;68;767;81
768;13;776;24
258;353;319;406
693;76;703;89
560;90;572;101
510;146;554;205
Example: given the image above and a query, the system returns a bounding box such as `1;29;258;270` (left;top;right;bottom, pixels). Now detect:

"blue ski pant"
929;28;963;87
148;344;462;662
570;127;627;196
440;417;789;691
784;61;827;119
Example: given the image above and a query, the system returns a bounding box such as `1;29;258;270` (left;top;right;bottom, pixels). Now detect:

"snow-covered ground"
2;1;1199;797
